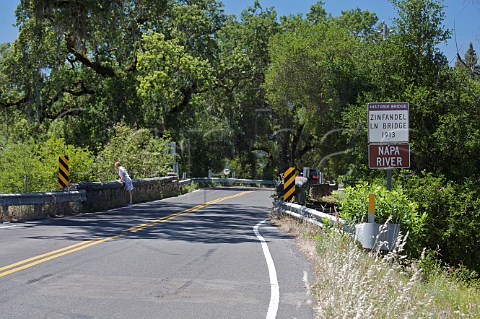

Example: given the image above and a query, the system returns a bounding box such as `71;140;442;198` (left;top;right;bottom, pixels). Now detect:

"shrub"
38;136;96;185
0;136;94;193
335;182;426;255
401;173;480;273
94;121;174;181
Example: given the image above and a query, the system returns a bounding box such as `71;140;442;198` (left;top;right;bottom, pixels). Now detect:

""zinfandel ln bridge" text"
369;113;408;121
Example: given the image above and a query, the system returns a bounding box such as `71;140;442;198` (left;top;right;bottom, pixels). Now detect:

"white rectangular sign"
368;102;409;143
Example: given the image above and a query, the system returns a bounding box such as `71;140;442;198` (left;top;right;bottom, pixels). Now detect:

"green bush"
94;121;174;181
0;136;94;193
0;120;173;193
401;173;480;274
0;139;44;193
180;181;199;194
336;174;480;275
38;136;96;185
335;182;426;255
226;157;252;179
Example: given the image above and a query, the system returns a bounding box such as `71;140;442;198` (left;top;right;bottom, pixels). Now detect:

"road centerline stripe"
0;190;254;278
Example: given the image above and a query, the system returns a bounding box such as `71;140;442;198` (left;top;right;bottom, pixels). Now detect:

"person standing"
114;162;134;205
295;172;309;205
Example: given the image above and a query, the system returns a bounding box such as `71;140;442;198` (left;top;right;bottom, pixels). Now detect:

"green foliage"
265;17;369;175
338;0;480;184
226;157;253;179
455;42;479;75
335;8;379;41
38;136;96;184
0;139;44;193
136;31;213;131
390;0;450;86
336;182;421;223
401;173;480;273
0;127;94;193
177;117;234;177
213;2;279;178
417;248;444;282
94;121;174;181
306;1;327;24
180;181;199;194
335;182;426;254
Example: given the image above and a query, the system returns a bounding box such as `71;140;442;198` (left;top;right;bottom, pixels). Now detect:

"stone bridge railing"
0;176;179;222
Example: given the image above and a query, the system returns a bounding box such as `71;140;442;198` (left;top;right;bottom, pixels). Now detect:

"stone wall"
80;176;179;213
1;176;179;222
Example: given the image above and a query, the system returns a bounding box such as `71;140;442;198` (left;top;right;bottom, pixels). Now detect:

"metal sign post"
386;169;392;191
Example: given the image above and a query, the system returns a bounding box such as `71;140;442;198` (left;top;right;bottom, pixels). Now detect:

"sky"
0;0;479;65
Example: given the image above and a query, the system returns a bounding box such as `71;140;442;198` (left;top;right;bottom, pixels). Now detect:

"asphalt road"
0;187;315;319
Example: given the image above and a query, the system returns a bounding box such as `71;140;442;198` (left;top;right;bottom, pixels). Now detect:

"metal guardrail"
0;190;87;206
274;201;401;252
273;200;351;233
179;178;275;187
178;179;193;187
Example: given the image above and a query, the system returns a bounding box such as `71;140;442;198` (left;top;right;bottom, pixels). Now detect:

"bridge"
0;186;315;318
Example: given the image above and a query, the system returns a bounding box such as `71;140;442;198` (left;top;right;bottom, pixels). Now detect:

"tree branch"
0;95;28;109
297;139;314;158
43;81;95;119
456;52;480;76
65;34;117;78
291;123;305;165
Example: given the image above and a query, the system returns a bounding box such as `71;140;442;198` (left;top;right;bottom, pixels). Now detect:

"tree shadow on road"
21;189;290;245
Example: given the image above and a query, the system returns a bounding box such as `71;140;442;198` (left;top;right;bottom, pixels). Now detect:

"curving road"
0;187;315;319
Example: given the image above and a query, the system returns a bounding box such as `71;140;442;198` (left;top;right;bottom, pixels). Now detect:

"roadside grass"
180;181;199;194
270;213;480;319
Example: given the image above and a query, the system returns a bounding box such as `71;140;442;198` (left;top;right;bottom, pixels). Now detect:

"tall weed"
272;215;480;318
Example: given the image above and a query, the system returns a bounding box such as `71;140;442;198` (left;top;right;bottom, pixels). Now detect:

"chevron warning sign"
58;155;69;188
283;167;296;202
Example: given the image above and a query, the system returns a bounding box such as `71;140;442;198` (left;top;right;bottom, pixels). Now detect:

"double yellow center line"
0;191;253;278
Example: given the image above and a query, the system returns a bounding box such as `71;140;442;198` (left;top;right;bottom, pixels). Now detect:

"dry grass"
270;212;480;319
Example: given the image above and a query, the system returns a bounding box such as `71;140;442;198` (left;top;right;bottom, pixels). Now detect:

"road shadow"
21;189;289;244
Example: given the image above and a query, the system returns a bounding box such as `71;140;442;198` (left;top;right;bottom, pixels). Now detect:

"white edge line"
254;220;279;319
0;225;16;229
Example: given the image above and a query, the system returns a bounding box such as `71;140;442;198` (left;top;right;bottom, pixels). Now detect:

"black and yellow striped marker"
283;167;296;202
58;155;69;188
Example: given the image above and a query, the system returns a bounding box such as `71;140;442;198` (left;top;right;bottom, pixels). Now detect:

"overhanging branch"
65;34;117;78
